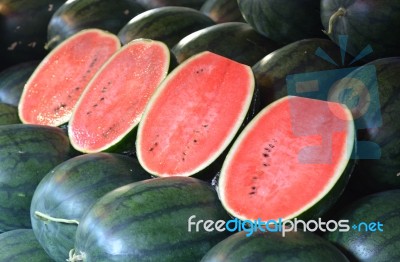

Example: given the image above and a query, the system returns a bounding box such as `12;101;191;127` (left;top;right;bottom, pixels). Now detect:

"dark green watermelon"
46;0;146;49
324;190;400;261
0;60;39;106
0;0;65;70
0;229;53;261
237;0;325;45
200;0;245;23
135;0;206;10
326;57;400;193
31;153;150;262
172;22;280;66
0;103;20;125
118;6;215;48
70;177;231;261
0;124;73;232
201;230;349;261
321;0;400;61
252;38;358;108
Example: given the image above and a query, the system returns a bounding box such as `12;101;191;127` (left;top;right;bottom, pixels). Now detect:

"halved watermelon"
68;39;170;153
218;96;355;222
18;29;120;127
136;51;255;177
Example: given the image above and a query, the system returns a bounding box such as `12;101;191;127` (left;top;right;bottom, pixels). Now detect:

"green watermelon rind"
30;152;150;262
71;177;231;261
0;229;53;261
118;6;215;48
45;0;146;49
0;124;73;232
324;189;400;261
201;230;350;261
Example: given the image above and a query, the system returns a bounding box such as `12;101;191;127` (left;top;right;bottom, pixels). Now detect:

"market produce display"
0;0;399;261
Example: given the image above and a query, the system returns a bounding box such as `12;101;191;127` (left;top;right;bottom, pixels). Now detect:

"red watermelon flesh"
218;96;355;222
137;51;255;177
18;29;120;127
68;39;170;153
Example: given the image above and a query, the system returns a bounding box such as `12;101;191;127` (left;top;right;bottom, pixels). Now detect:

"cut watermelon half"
68;39;170;153
218;96;355;222
136;51;255;177
18;29;120;127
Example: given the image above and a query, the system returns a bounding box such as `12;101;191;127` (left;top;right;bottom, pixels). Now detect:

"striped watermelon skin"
31;153;151;262
118;6;215;48
201;231;349;262
135;0;207;10
0;229;53;261
200;0;245;23
237;0;324;45
71;177;231;261
324;190;400;261
172;22;280;66
0;60;39;106
0;103;20;125
329;57;400;193
0;124;73;232
252;38;356;108
46;0;146;49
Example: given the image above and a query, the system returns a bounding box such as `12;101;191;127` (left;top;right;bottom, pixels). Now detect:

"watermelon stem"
34;211;79;225
67;249;85;262
323;7;347;35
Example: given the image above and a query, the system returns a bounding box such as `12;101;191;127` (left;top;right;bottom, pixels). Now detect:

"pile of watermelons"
1;0;400;261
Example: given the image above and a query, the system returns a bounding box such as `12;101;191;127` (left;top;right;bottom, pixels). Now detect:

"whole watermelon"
325;190;400;261
31;153;150;262
327;57;400;193
0;124;73;232
321;0;400;60
70;177;231;261
237;0;325;45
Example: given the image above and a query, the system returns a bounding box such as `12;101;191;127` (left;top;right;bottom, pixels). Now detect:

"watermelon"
69;177;231;261
324;189;400;261
136;51;255;177
326;57;400;193
201;230;349;261
18;28;120;127
237;0;325;45
0;60;39;106
0;229;53;261
31;153;150;262
0;103;20;125
252;38;358;108
118;6;215;49
68;38;170;154
172;22;280;66
0;124;73;232
135;0;207;10
321;0;400;61
217;96;355;222
200;0;245;23
0;0;65;70
45;0;146;49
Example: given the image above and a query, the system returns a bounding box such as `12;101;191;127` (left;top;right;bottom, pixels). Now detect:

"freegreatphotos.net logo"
187;215;383;237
